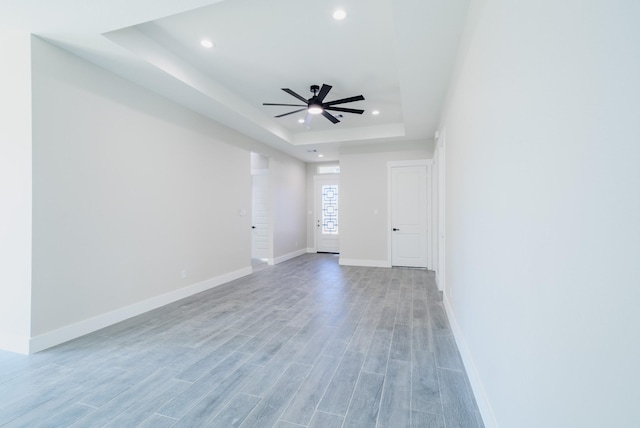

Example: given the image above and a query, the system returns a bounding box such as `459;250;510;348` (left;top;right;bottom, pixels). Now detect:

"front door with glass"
315;175;339;253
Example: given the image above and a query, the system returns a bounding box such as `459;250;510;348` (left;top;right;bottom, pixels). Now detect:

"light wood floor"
0;254;483;427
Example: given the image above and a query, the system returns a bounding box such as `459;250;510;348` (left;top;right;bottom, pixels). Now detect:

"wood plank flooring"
0;254;483;427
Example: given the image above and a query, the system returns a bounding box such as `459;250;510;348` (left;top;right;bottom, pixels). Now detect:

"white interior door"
315;175;340;253
251;172;269;259
391;165;428;267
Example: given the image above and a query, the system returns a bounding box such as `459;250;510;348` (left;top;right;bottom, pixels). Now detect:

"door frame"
250;152;274;266
387;159;434;269
314;174;340;253
435;130;446;292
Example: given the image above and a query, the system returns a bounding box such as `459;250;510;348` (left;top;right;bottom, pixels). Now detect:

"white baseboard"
306;247;316;253
338;258;391;268
28;266;252;354
435;271;443;291
443;295;497;428
0;332;31;355
272;249;306;265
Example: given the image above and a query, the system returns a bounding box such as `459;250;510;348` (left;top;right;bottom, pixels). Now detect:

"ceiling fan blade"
322;111;340;124
324;95;365;106
282;88;309;104
325;106;365;114
275;108;307;118
263;103;307;107
317;84;332;102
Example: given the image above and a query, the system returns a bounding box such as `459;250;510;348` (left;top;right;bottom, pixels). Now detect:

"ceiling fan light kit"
263;84;365;124
333;9;347;20
308;106;323;115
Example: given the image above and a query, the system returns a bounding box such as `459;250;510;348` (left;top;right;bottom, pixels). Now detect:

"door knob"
393;228;400;231
252;226;256;229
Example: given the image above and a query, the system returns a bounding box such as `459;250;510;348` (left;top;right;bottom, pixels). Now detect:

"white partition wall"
439;1;640;427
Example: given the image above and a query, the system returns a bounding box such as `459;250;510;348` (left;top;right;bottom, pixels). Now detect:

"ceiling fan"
263;84;365;124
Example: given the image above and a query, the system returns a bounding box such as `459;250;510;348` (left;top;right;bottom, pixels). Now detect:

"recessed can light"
372;110;380;115
318;154;324;158
333;9;347;20
298;118;305;123
200;39;214;48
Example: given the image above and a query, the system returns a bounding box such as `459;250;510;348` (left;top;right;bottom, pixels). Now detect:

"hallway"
0;254;482;427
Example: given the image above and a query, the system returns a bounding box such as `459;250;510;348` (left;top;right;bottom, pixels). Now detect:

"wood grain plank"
280;355;340;425
378;359;411;427
208;393;261;428
342;371;385;428
309;411;344;428
434;334;464;371
411;351;442;414
317;351;365;416
390;323;411;361
411;410;445;428
438;368;484;428
238;363;312;428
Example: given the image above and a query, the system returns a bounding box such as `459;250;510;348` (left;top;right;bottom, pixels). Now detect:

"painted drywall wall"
0;34;33;353
28;37;307;343
247;153;307;264
270;157;306;262
244;152;307;264
339;142;431;266
440;1;640;427
250;152;268;171
30;37;249;336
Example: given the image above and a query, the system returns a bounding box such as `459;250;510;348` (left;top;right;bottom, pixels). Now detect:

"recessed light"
372;110;380;115
200;39;214;48
333;9;347;20
298;118;305;123
318;154;325;158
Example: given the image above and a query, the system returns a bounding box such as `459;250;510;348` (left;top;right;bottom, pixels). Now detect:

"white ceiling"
0;0;469;162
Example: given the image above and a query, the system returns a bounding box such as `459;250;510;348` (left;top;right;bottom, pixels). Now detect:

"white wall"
25;37;307;350
270;157;307;263
339;142;432;266
251;151;307;264
440;1;640;427
250;152;269;171
250;153;306;264
0;34;33;353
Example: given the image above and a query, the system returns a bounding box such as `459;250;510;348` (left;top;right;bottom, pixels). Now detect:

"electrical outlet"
181;269;187;279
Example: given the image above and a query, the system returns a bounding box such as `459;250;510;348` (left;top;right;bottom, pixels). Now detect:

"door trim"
387;159;433;268
436;130;446;292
